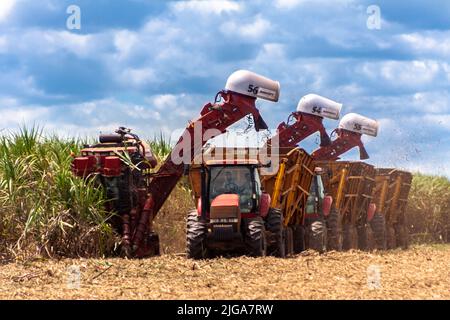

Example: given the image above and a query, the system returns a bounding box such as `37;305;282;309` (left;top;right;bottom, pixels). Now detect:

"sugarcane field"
1;0;450;306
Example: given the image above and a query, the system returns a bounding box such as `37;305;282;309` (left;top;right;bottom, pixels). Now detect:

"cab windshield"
209;166;255;213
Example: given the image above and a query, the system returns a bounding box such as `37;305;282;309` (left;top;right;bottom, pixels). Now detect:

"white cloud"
0;0;16;22
171;0;241;15
257;43;286;60
221;15;271;40
360;60;443;88
399;32;450;57
150;94;179;110
0;107;50;128
113;30;138;60
120;68;156;87
274;0;303;9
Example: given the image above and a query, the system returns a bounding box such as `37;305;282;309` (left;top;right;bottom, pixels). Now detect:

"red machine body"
266;112;332;149
311;129;369;161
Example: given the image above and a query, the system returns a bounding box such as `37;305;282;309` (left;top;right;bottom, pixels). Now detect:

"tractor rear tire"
264;208;285;258
343;224;358;250
370;213;387;250
326;209;343;251
307;218;327;253
186;210;208;259
292;225;305;254
395;223;409;249
386;224;396;249
245;217;267;257
284;226;294;256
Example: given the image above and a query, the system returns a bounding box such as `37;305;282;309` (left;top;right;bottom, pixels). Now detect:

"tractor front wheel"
244;217;267;257
186;210;208;259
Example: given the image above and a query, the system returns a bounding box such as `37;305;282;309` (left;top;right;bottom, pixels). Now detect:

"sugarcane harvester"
263;94;342;252
71;70;279;258
311;113;379;250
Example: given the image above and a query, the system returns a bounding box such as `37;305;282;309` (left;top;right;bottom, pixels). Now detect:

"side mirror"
259;193;271;218
367;203;377;222
322;196;333;216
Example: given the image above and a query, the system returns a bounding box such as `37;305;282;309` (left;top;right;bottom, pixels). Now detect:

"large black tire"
370;213;387;250
395;223;409;249
292;225;305;254
326;209;343;251
186;210;208;259
386;224;396;249
244;217;267;257
284;226;294;256
264;208;285;258
343;224;358;250
307;218;327;253
357;224;373;251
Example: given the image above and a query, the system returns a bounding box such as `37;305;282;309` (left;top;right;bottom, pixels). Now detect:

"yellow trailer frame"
315;161;376;226
314;161;376;249
372;169;412;226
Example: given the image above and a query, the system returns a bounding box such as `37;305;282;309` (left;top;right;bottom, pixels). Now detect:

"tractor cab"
187;158;271;258
306;167;333;219
207;160;263;215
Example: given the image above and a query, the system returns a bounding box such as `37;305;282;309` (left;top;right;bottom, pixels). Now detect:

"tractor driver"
223;171;240;194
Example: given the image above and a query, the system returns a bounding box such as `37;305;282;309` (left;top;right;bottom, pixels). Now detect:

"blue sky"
0;0;449;176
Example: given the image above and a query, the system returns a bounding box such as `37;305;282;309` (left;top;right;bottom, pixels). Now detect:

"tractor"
186;157;271;258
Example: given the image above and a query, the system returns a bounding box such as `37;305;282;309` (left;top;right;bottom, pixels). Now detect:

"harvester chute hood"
339;113;379;137
265;94;341;149
297;94;342;120
225;70;280;102
312;113;379;161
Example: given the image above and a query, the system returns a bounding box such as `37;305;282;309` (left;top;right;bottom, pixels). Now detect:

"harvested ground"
0;244;449;300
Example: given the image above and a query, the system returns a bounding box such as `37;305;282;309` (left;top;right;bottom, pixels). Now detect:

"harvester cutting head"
297;94;342;120
312;113;379;161
225;70;280;102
